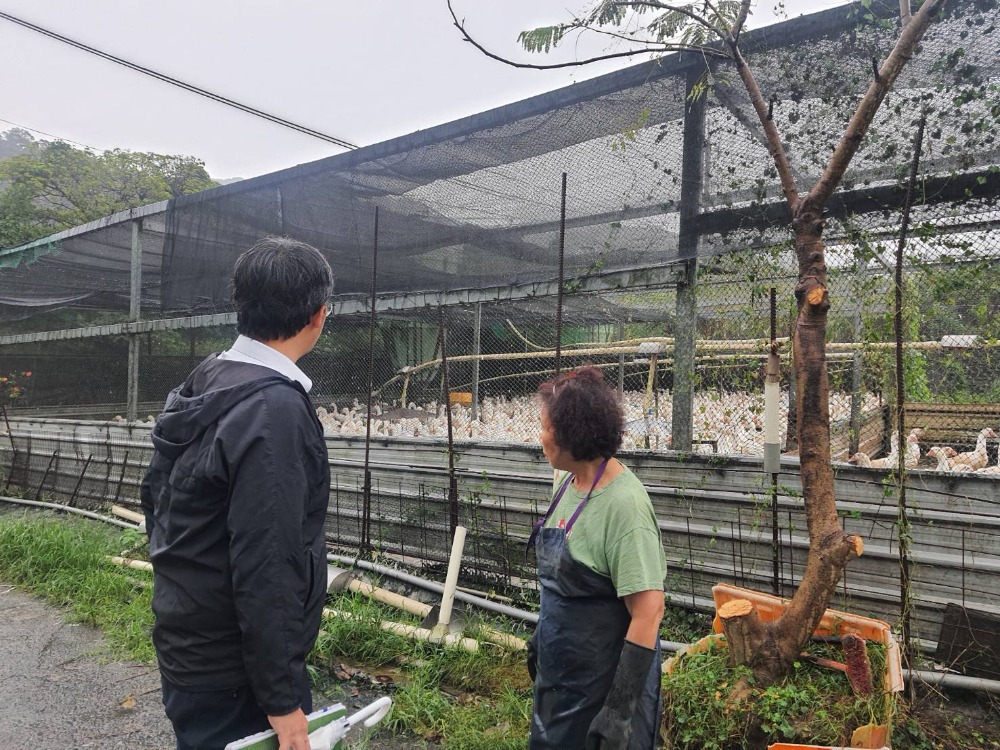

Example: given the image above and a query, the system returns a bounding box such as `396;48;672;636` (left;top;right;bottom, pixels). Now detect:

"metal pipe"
127;219;143;423
554;171;567;376
327;553;688;653
361;207;380;554
907;669;1000;695
438;306;459;535
328;552;535;622
896;115;926;671
9;508;996;692
0;494;139;530
471;302;482;421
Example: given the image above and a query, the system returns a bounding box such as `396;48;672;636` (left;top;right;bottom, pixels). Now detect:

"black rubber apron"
527;464;661;749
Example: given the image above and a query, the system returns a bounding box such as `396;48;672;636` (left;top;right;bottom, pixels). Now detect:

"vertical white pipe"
437;525;467;628
764;379;780;446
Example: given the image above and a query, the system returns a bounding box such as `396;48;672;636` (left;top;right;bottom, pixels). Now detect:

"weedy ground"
0;509;997;749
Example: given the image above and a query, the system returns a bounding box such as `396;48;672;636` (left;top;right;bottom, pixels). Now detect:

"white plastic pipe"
326;553;689;653
111;504;145;527
347;578;432;618
435;525;467;633
329;563;526;650
764;379;780;446
108;555;153;572
323;607;479;653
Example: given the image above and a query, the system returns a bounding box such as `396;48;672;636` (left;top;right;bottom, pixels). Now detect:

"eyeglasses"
323;299;333;319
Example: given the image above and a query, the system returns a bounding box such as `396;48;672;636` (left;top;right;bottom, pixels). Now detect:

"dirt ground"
0;584;425;749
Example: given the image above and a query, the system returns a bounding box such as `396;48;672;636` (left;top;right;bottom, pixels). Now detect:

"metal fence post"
126;218;142;423
671;63;707;451
471;302;482;420
617;321;626;393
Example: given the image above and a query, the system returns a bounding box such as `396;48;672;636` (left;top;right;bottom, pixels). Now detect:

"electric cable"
0;10;358;150
0;116;101;151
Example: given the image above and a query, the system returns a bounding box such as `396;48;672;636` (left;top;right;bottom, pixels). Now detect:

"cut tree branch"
729;46;800;209
731;0;753;42
808;0;947;207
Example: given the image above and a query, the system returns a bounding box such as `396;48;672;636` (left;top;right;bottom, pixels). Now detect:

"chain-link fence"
2;0;999;679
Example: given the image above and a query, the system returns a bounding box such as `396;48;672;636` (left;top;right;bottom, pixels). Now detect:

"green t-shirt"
545;465;667;597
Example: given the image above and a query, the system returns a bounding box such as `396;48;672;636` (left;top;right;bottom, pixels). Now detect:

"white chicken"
950;427;998;471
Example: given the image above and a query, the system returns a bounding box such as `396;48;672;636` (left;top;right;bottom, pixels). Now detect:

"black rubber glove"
526;630;538;682
585;640;655;750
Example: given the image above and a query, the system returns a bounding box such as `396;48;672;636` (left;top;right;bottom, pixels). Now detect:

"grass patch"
0;511;155;662
313;591;533;749
15;512;988;749
662;636;889;749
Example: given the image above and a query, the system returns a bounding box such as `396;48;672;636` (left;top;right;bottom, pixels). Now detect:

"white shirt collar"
217;335;313;393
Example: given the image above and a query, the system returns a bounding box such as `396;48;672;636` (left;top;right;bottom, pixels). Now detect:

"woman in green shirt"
527;366;667;750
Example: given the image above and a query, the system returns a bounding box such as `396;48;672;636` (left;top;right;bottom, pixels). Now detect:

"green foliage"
660;602;715;645
0;139;216;249
0;127;35;161
518;25;568;54
0;514;155;662
662;639;749;748
662;638;889;749
610;107;651;151
517;1;743;56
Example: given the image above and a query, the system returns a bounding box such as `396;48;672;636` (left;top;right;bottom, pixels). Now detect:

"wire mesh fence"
1;0;999;680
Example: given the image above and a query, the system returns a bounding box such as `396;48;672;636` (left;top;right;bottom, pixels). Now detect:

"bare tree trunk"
717;0;946;687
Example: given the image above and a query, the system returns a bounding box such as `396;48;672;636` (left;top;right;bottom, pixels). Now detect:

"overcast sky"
0;0;850;180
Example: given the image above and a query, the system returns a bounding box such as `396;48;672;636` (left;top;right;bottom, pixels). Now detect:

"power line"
0;116;102;152
0;10;358;151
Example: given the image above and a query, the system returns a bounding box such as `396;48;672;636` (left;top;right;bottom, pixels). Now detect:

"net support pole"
471;302;482;421
554;172;567;376
361;207;380;555
895;114;926;677
765;287;782;595
438;306;459;537
671;64;707;451
849;263;867;457
617;321;626;393
126;218;142;423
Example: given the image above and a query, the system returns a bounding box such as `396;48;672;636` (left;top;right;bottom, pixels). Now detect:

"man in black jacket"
141;237;334;750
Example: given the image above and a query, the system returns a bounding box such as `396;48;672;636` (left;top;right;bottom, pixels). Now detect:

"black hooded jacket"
140;354;330;716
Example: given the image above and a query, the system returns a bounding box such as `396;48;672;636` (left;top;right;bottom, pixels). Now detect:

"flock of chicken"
848;427;1000;475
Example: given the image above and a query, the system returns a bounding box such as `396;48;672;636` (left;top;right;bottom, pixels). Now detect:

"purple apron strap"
564;458;608;536
526;458;610;552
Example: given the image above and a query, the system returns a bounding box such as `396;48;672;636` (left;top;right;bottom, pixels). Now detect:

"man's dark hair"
537;365;624;460
232;237;334;341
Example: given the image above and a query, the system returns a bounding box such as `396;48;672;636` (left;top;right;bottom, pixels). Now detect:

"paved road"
0;584;423;749
0;584;174;749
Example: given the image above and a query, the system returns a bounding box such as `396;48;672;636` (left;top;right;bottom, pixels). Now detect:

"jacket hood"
151;359;295;460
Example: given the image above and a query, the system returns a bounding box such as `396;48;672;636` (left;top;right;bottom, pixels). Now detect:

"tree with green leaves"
448;0;949;695
0;127;35;161
0;139;216;248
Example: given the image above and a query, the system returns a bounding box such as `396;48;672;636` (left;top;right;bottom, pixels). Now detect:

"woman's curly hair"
537;365;624;461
